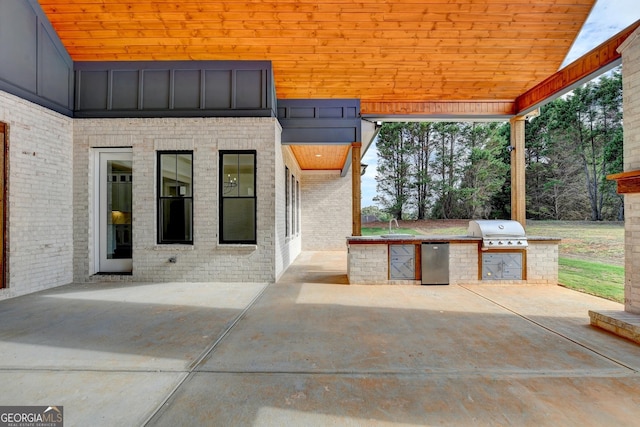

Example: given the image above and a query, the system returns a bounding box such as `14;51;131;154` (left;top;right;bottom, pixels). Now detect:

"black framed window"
296;179;300;234
157;151;193;244
220;151;256;244
285;166;290;237
291;174;296;235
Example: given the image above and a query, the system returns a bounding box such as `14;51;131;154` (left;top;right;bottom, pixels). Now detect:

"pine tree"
374;123;412;219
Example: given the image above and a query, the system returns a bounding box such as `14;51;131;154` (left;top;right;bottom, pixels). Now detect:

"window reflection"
220;151;256;243
158;152;193;244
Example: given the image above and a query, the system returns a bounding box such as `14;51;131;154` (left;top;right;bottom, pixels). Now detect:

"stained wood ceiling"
38;0;598;171
39;0;596;105
290;145;351;170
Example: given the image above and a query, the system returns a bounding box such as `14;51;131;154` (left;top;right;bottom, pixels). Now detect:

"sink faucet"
389;218;399;234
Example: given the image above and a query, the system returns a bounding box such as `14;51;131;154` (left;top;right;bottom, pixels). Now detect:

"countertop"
347;235;561;244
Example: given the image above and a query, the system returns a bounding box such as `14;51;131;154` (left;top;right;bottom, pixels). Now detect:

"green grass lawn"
558;257;624;303
361;227;421;236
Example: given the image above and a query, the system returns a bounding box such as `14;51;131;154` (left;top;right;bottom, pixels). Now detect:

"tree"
374;123;412;219
369;68;624;222
567;71;623;221
406;122;434;219
459;123;509;218
431;122;465;219
595;71;624;220
526;101;589;220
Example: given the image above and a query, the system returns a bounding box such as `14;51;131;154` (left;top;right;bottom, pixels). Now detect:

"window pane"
160;154;176;197
176;154;192;197
107;159;132;259
222;198;255;242
222;154;239;197
160;198;193;242
238;154;255;197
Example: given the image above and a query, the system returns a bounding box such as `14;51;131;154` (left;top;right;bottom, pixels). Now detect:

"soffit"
290;145;351;170
38;0;595;105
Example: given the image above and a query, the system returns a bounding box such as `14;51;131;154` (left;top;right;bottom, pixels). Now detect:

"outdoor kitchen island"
347;221;560;286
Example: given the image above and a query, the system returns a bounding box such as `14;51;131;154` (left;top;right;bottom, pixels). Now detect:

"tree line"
371;69;623;221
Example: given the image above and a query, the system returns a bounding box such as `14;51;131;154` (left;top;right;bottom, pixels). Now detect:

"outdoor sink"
381;234;415;239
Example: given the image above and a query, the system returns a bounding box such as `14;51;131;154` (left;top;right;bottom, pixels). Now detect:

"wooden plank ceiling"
290;145;351;170
39;0;595;104
38;0;596;170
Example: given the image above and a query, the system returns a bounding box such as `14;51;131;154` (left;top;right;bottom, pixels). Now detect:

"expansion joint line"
140;282;271;426
459;284;639;374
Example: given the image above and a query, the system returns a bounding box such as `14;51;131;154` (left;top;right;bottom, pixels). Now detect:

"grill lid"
467;220;528;249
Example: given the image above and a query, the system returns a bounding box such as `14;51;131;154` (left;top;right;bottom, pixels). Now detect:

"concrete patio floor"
1;251;640;426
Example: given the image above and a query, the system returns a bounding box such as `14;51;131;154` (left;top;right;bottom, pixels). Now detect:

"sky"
360;0;640;208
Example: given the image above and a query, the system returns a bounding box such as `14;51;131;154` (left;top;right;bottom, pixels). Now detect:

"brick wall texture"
622;30;640;313
73;117;301;283
301;171;352;251
0;91;74;300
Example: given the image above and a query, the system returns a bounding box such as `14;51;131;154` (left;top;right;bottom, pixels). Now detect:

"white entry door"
99;151;133;273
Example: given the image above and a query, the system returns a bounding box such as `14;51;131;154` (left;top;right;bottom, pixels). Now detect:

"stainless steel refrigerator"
421;243;449;285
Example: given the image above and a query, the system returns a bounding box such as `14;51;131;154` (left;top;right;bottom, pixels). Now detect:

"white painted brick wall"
626;194;640;312
449;243;480;285
347;244;388;284
73;117;287;283
0;91;74;300
527;242;559;285
623;32;640;172
275;144;302;280
621;30;640;313
301;170;352;250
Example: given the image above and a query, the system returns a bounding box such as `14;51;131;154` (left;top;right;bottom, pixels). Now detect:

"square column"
351;142;362;236
510;116;527;228
589;27;640;341
620;28;640;314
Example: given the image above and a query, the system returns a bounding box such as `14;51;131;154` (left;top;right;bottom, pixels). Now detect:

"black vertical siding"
74;62;276;118
0;0;73;116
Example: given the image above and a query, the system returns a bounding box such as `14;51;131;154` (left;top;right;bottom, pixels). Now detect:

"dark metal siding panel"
0;0;73;116
78;71;109;110
204;70;232;109
74;61;275;118
174;70;200;109
236;70;263;109
112;71;139;110
39;27;72;108
278;99;361;144
143;70;171;109
281;127;359;144
0;1;38;92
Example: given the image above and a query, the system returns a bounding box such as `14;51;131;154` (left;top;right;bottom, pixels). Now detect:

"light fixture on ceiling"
224;174;237;194
361;163;368;175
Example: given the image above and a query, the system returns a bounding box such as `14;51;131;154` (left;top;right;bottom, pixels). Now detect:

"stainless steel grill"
467;220;528;250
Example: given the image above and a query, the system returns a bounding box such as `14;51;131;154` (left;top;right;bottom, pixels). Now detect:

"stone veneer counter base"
589;310;640;345
347;235;560;286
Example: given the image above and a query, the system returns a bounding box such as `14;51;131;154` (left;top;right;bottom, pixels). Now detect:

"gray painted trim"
0;0;73;116
278;99;361;145
74;61;276;118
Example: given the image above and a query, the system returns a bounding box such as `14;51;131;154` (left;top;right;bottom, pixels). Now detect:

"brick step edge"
589;310;640;345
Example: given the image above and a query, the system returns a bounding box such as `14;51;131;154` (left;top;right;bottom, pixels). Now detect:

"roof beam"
361;100;515;119
516;20;640;115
